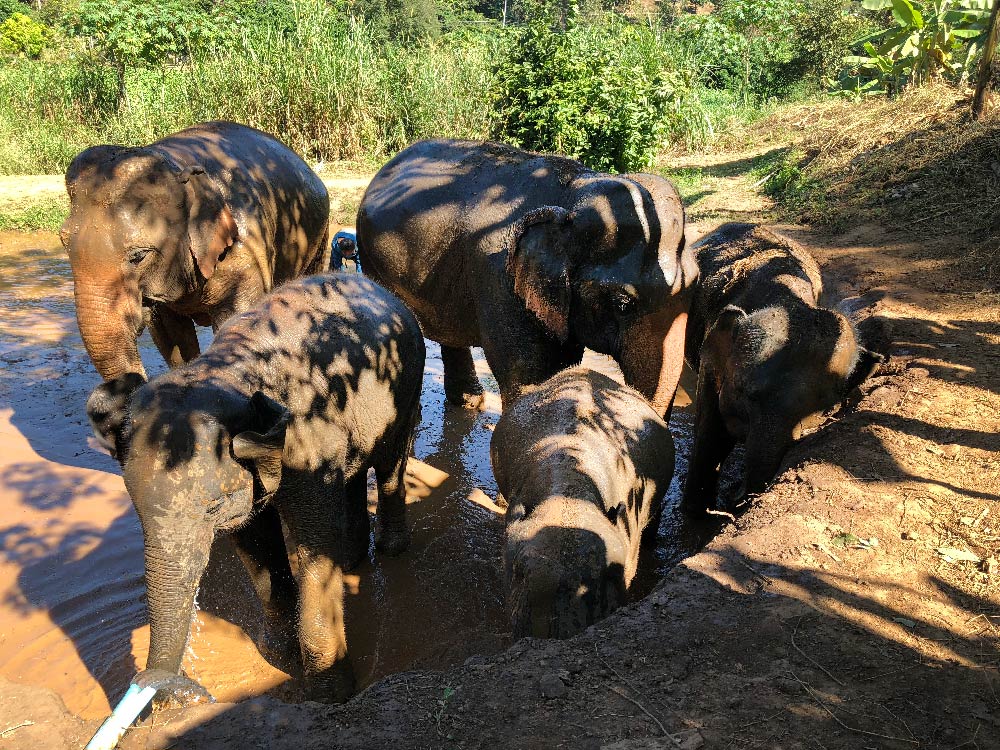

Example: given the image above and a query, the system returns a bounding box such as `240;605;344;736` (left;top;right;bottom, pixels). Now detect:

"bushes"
492;14;710;172
0;1;497;172
0;12;52;58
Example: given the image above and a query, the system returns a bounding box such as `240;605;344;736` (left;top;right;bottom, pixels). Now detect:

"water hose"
84;670;212;750
84;682;157;750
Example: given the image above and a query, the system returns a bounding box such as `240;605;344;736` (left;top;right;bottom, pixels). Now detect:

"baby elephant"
86;274;425;704
491;367;675;639
683;223;882;513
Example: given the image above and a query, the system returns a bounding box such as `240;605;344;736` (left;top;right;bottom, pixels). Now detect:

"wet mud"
0;230;699;719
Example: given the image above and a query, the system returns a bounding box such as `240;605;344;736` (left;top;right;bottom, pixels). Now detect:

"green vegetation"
0;194;68;231
838;0;994;96
0;0;994;177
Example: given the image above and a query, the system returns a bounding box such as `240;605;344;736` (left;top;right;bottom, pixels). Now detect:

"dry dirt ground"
0;154;997;750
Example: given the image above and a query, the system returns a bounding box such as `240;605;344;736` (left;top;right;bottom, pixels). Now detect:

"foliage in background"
0;0;933;174
492;12;710;171
0;12;52;57
667;0;876;103
837;0;994;97
67;0;240;106
349;0;441;43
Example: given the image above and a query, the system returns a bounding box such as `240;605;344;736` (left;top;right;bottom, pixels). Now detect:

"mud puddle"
0;230;700;719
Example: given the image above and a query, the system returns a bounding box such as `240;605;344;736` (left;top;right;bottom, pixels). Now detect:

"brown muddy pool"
0;231;702;719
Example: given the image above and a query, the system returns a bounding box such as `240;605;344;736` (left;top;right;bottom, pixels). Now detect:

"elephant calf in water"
683;223;882;513
86;274;425;704
491;367;675;639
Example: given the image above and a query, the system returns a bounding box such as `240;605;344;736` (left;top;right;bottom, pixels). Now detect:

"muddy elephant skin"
682;223;882;512
62;121;330;382
491;367;675;639
85;274;425;704
357;139;697;416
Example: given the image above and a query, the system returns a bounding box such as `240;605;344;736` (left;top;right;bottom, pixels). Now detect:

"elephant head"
504;497;628;639
506;173;696;415
701;304;883;496
62;146;238;380
86;376;289;688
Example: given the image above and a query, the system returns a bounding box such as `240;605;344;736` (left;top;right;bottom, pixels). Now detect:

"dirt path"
0;156;997;749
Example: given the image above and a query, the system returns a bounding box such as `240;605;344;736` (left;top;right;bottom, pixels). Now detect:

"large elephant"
682;223;883;513
85;274;425;703
491;367;675;638
62;121;330;381
357;139;697;416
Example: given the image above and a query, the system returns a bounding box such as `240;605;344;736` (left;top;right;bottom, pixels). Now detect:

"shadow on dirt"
121;534;998;749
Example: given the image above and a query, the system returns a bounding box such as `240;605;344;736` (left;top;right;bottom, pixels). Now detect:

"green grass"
0;195;68;231
0;11;499;174
659;167;706;206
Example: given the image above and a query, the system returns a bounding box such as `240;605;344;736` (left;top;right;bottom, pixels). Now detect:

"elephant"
490;366;675;639
85;274;425;704
62;121;330;382
357;139;697;417
681;223;883;513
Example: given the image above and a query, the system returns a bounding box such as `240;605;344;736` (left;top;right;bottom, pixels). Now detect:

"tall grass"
0;3;498;173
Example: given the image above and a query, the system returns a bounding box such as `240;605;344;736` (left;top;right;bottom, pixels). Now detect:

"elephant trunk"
72;273;146;380
740;419;795;501
619;304;688;419
141;517;213;675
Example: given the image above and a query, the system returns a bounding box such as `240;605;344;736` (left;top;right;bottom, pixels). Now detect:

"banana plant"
837;0;994;95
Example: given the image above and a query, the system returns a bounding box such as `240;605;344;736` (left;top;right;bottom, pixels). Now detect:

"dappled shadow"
62;120;329;380
683;223;876;509
123;532;998;749
492;366;680;638
112;273;425;701
358;138;693;410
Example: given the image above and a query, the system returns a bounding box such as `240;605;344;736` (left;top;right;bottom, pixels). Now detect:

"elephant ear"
180;165;238;281
65;145;128;202
844;347;884;394
703;305;748;366
232;392;290;495
86;372;147;462
506;206;573;342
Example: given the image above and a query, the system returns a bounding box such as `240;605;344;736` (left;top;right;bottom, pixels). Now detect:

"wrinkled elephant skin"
491;367;675;639
63;121;330;381
357;139;697;416
682;223;883;513
85;275;425;704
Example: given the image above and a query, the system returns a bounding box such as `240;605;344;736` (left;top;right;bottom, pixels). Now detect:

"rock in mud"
538;673;568;699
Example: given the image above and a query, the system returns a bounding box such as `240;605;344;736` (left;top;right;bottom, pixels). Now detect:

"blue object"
332;230;361;273
85;683;158;750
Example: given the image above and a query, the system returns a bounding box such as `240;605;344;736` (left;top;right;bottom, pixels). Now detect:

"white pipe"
84;683;158;750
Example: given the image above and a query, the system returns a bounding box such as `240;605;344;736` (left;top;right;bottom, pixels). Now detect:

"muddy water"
0;230;699;720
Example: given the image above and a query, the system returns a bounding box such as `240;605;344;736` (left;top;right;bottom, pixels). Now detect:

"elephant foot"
256;610;301;671
374;516;411;556
134;669;214;712
445;385;485;411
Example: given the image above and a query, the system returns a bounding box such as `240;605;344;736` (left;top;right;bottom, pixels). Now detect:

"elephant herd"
62;121;881;706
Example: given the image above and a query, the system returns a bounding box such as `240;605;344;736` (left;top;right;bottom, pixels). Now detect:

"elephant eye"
125;246;157;265
614;291;637;315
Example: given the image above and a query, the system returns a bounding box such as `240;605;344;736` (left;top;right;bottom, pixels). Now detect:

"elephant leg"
483;332;583;409
231;505;299;667
148;305;200;368
283;484;355;703
340;471;371;571
681;377;735;515
373;428;414;556
441;345;485;410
